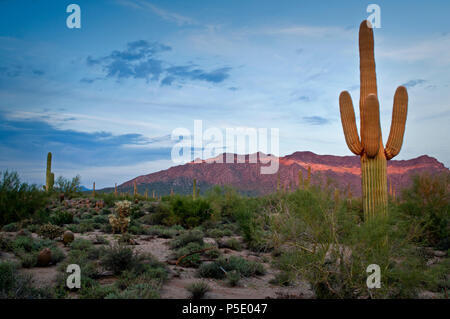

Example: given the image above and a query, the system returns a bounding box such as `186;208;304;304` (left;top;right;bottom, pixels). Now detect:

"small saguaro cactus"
305;166;311;189
133;180;138;197
339;20;408;219
45;152;54;192
298;170;303;189
114;183;118;197
92;182;96;197
193;178;197;200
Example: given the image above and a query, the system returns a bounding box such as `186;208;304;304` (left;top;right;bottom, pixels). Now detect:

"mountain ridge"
117;151;448;196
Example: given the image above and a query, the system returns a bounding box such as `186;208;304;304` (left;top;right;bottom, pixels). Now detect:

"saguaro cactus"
133;180;138;197
339;21;408;219
193;178;197;200
45;152;54;192
298;170;303;189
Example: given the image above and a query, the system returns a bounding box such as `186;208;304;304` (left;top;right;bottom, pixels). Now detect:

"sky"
0;0;449;188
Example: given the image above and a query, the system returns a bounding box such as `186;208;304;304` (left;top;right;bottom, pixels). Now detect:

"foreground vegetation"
0;170;448;299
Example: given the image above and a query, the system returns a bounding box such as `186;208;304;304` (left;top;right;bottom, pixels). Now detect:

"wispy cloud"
85;40;231;86
302;116;330;125
401;79;426;88
117;0;197;26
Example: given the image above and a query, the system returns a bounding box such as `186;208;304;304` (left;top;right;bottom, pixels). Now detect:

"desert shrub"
186;281;210;299
106;283;160;299
78;221;95;233
140;202;172;225
205;227;233;238
100;245;139;275
38;224;64;239
54;175;81;198
197;262;225;279
172;242;204;268
168;196;212;228
170;230;204;249
400;172;450;249
269;271;294;287
50;246;65;264
79;283;118;299
146;225;183;238
2;223;18;232
0;171;47;226
50;210;73;226
226;270;241;287
219;238;242;251
11;236;54;255
93;215;108;224
198;256;265;279
0;235;12;251
204;247;221;259
70;238;93;251
0;262;53;298
12;236;35;253
128;223;146;235
19;252;37;268
270;185;433;299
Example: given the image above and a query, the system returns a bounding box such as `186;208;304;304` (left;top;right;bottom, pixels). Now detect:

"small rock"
433;250;447;257
37;248;52;267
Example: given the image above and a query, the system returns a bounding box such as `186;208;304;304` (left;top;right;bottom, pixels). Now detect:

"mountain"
116;151;449;197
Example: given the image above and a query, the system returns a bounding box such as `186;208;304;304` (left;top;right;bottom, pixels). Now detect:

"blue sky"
1;0;449;188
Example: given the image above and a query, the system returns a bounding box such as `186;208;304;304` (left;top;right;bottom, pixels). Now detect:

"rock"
433;250;447;257
37;248;52;267
63;231;75;245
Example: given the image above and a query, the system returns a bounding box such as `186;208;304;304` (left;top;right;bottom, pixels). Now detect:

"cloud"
86;40;231;86
401;79;426;88
117;0;197;26
0;112;173;170
302;116;329;125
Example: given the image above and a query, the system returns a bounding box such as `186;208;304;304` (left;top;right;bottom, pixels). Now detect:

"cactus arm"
385;86;408;160
339;91;363;155
361;94;381;158
359;20;378;134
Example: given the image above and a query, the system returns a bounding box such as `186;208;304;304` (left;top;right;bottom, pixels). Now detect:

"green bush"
38;224;64;239
172;242;204;268
2;223;18;232
0;262;53;298
400;172;450;249
19;253;37;268
198;256;265;279
50;210;73;226
226;270;241;287
100;245;139;275
0;171;47;226
170;230;204;249
186;281;210;299
168;196;212;228
106;283;160;299
50;247;65;264
70;238;93;251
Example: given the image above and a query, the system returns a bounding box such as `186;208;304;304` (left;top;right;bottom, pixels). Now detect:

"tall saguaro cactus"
46;152;54;192
339;21;408;219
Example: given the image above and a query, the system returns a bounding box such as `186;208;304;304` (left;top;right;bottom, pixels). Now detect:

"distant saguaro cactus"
92;182;96;197
193;178;197;200
114;183;118;197
339;21;408;219
133;180;137;197
45;152;54;192
298;170;303;189
305;166;311;189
